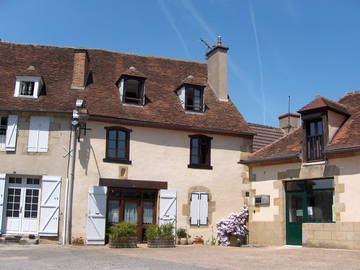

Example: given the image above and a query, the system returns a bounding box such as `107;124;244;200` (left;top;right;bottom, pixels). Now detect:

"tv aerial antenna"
200;38;212;50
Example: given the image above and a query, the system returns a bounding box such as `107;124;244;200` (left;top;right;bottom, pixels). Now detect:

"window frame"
0;116;8;151
304;118;324;162
121;75;145;106
14;76;42;98
184;84;204;112
103;126;132;164
188;134;213;170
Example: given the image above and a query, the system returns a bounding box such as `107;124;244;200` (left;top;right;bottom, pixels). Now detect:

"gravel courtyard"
1;244;360;270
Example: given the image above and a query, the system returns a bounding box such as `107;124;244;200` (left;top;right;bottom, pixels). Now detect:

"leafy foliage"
109;222;136;241
216;207;249;246
146;223;175;240
176;228;190;239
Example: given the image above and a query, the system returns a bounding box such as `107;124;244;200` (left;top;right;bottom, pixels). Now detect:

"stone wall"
303;223;360;249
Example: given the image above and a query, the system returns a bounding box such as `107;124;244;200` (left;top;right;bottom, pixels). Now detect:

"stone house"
241;94;360;249
0;41;254;244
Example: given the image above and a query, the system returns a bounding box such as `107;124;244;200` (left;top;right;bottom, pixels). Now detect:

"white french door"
5;176;40;234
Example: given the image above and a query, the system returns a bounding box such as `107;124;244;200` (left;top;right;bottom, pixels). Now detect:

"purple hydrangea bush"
216;207;249;246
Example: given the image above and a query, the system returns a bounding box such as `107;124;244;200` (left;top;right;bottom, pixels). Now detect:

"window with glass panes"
104;127;131;164
306;119;324;161
19;81;35;96
188;135;212;169
0;116;8;150
123;76;145;105
185;86;204;112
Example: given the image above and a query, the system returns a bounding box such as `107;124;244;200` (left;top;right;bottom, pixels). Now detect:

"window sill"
103;158;132;165
14;95;38;99
188;164;213;170
302;160;327;167
184;110;204;115
122;103;144;108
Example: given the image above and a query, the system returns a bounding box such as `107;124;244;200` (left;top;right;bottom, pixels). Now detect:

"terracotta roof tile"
298;95;349;115
246;91;360;163
0;42;253;136
248;123;284;152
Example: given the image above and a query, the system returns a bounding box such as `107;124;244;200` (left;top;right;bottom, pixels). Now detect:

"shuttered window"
28;116;50;152
189;192;209;226
5;115;18;152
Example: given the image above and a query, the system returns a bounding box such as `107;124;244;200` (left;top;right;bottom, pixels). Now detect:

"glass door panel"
124;202;138;224
107;200;120;223
286;192;306;245
143;202;154;225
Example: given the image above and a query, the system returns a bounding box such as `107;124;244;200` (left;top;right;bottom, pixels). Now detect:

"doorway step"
0;234;39;245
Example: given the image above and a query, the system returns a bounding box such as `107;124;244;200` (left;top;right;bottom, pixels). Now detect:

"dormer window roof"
14;76;43;98
176;76;205;113
118;67;146;106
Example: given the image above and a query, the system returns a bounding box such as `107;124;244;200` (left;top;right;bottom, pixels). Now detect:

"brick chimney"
278;113;301;133
71;49;89;90
206;36;229;102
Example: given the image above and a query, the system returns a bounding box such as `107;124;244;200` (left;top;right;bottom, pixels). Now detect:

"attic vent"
27;65;35;71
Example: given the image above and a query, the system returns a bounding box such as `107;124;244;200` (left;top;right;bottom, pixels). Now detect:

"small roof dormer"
298;95;350;163
117;67;147;106
176;75;206;113
14;65;44;99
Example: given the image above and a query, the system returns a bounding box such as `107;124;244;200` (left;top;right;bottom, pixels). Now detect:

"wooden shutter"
39;176;61;236
190;193;200;226
0;174;5;233
86;186;107;245
119;79;124;102
159;190;177;227
28;116;50;152
5;115;18;151
199;193;209;226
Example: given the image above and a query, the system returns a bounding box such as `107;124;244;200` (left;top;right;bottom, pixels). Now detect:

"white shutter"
190;193;200;226
119;79;124;102
86;186;107;245
159;190;177;228
199;193;209;226
5;115;18;151
0;174;5;233
28;116;49;152
39;176;61;236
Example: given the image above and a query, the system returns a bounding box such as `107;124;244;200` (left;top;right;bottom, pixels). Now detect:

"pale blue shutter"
5;115;18;151
28;116;49;152
0;174;5;233
199;193;209;226
190;193;199;226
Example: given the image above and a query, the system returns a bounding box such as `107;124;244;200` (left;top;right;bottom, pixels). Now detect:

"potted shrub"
146;223;175;248
193;235;204;245
108;222;138;248
176;228;190;245
72;236;84;246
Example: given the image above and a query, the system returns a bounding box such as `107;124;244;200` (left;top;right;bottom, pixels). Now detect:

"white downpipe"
62;177;69;245
63;126;77;245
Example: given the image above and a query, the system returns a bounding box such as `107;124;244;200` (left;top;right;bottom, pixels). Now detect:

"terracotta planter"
147;238;175;248
229;235;247;247
192;240;204;245
109;237;138;248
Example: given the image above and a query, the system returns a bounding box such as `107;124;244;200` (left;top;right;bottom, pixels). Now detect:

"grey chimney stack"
278;113;301;133
206;37;229;102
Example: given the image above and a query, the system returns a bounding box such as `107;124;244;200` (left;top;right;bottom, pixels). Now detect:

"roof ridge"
0;41;207;65
250;126;301;156
248;122;282;130
337;90;360;104
316;95;348;109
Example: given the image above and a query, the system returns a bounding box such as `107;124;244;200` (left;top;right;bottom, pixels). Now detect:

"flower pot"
109;237;138;248
180;238;188;245
147;238;175;248
192;240;204;245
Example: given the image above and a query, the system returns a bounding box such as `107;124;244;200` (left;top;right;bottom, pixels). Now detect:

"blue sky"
1;0;360;127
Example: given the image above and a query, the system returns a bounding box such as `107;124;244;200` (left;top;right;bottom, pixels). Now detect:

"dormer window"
119;76;145;106
305;119;324;161
14;76;42;98
185;85;204;112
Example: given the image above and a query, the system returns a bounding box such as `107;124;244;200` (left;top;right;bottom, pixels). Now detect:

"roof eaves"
239;153;300;164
